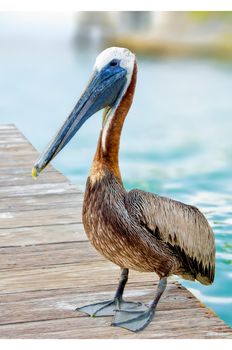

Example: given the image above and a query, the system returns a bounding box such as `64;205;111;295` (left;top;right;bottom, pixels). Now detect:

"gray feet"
112;307;154;332
76;273;166;332
76;299;146;318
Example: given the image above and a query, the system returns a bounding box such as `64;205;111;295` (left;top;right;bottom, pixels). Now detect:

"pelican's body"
32;47;215;332
84;168;214;283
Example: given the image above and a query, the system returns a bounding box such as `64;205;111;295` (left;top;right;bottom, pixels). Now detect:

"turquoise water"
1;16;232;327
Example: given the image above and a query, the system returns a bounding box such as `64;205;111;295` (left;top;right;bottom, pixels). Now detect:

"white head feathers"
94;47;135;81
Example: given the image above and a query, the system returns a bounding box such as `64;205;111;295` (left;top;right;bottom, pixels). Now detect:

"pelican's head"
32;47;135;178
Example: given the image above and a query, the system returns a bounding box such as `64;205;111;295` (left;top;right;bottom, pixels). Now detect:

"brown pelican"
32;47;215;332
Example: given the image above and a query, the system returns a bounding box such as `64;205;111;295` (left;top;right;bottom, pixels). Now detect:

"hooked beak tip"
31;166;39;179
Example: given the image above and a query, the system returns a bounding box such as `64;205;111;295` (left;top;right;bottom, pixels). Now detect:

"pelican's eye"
109;59;119;67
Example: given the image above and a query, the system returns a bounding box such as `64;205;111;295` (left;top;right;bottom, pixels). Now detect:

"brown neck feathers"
91;62;137;182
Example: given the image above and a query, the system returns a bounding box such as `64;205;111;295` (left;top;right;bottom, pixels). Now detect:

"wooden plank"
0;207;82;229
0;224;86;247
0;261;157;294
0;287;212;330
0;183;78;199
0;159;35;169
0;171;68;187
0;146;35;154
0;166;56;174
0;281;195;304
0;242;102;269
0;124;15;129
0;193;83;212
0;124;231;339
0;308;230;339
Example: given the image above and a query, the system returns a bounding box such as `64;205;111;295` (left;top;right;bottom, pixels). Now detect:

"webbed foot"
76;299;146;317
111;307;154;332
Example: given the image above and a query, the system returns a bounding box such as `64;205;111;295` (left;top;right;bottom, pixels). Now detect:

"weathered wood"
0;193;83;212
0;287;219;330
0;183;77;198
0;261;157;294
0;242;103;269
0;308;231;339
0;124;231;339
0;224;86;247
0;171;69;187
0;206;82;229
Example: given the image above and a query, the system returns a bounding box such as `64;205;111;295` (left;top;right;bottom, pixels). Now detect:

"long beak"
32;68;126;178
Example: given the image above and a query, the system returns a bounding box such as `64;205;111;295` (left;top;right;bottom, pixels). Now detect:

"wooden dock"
0;124;231;339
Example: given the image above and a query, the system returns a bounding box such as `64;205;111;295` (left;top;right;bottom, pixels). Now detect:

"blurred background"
0;11;232;326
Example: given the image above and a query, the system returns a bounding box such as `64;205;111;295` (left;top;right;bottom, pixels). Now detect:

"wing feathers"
127;189;215;284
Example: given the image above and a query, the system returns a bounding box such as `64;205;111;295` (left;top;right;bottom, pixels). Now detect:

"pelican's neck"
91;63;137;183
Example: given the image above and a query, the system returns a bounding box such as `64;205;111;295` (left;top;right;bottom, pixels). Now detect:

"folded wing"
127;189;215;285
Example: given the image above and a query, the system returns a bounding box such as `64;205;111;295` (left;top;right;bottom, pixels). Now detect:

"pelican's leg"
112;277;167;332
76;268;145;317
